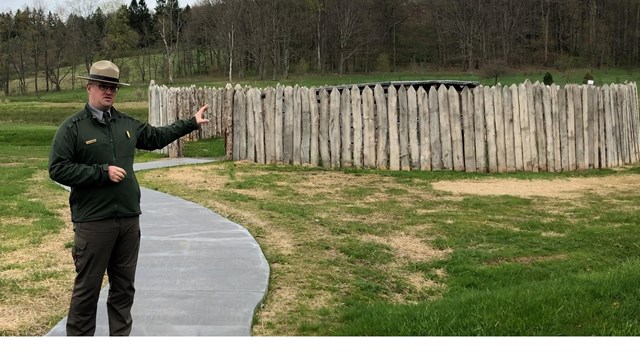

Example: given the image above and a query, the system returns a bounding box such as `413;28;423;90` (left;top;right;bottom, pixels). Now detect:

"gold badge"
85;139;97;145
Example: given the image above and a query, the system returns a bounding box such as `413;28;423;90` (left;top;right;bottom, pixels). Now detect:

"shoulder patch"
65;109;91;126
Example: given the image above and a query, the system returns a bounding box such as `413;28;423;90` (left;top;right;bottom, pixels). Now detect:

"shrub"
481;60;509;86
543;72;554;85
376;53;391;73
294;58;310;75
583;71;594;85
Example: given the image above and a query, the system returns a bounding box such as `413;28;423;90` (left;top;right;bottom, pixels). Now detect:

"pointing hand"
195;104;210;126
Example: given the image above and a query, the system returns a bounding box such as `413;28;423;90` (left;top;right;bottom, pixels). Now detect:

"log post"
351;85;363;168
362;86;376;168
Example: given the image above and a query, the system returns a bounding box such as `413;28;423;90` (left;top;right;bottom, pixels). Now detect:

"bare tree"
0;12;13;96
325;0;370;74
262;0;307;79
238;0;270;79
46;12;70;91
8;9;30;94
203;0;243;82
155;0;185;83
540;0;553;65
307;0;326;73
29;7;46;96
64;14;83;89
434;0;484;70
373;0;416;72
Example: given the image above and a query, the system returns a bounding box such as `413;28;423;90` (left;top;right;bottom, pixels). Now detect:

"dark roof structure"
322;80;480;92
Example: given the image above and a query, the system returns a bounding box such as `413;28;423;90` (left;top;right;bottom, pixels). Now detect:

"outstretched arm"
136;104;210;151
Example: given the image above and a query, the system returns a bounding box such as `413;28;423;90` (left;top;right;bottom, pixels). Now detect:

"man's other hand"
108;165;127;183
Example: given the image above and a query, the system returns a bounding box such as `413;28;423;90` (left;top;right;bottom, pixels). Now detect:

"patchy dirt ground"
431;174;640;199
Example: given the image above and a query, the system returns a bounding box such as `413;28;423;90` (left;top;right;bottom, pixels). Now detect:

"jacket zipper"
107;117;118;214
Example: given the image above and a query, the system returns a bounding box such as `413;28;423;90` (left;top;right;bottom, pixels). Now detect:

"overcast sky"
1;0;201;15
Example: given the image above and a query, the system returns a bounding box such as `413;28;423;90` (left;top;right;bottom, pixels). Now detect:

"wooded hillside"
2;0;640;95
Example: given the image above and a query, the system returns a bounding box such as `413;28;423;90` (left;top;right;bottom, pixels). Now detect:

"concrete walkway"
47;158;270;336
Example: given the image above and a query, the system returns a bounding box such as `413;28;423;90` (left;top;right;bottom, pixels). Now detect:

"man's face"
87;82;119;110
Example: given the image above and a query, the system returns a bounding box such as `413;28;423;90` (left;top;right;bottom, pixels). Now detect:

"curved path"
47;158;270;336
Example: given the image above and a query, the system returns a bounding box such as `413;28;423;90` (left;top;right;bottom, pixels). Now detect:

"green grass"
0;101;149;126
2;67;640;336
2;82;150;104
0;124;64;239
137;160;640;336
183;137;226;159
336;259;640;336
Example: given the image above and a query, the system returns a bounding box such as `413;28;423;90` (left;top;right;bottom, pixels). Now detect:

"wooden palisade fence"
148;80;640;172
147;80;229;157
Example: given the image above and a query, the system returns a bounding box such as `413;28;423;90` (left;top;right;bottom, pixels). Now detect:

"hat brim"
78;75;130;87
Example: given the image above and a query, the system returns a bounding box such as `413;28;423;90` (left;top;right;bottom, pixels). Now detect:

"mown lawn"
137;161;640;336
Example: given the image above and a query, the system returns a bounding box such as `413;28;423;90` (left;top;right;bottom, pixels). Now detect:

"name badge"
85;139;97;145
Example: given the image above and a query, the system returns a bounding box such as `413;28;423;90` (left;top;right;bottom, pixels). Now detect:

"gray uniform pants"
66;216;140;336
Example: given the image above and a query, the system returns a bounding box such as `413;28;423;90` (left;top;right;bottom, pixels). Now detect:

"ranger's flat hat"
78;60;130;86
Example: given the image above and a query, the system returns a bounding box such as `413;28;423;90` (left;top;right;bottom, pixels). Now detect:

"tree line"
2;0;640;96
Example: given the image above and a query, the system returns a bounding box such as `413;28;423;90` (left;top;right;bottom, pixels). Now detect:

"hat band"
89;74;120;84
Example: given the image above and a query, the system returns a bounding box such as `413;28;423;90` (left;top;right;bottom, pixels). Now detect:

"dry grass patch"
365;234;451;304
0;170;74;336
403;272;446;300
148;165;228;190
484;254;569;266
1;217;32;226
366;234;449;262
432;174;640;198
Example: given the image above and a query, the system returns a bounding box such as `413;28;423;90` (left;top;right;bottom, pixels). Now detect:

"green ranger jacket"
49;104;199;223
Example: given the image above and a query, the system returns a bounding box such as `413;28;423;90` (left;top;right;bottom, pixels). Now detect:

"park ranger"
49;60;209;336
